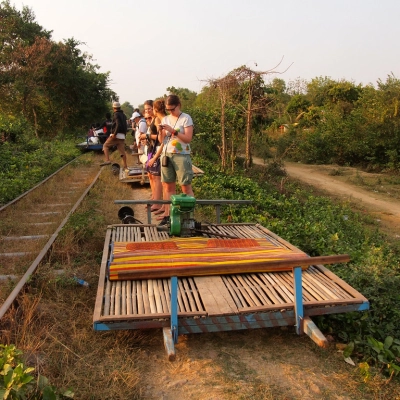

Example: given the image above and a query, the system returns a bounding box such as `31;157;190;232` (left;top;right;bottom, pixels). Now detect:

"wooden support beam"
162;327;176;361
302;316;329;348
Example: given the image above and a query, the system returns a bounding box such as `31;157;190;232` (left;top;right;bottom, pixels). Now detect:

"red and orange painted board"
108;237;309;281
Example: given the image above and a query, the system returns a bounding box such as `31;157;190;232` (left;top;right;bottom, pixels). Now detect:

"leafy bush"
0;344;73;399
0;135;80;204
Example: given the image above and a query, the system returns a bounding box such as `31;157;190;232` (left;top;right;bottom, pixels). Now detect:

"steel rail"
0;167;103;319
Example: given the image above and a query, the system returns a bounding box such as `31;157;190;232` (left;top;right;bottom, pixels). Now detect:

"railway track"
0;154;103;318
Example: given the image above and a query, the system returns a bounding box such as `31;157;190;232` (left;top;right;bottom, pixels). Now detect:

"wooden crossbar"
114;254;350;280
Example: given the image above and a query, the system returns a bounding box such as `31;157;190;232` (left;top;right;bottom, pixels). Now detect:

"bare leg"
121;152;127;169
181;184;194;196
163;181;176;217
103;144;110;162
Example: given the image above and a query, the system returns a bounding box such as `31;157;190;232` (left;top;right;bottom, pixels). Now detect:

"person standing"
131;110;147;162
101;102;128;169
138;100;163;211
158;95;194;225
149;99;168;219
97;112;112;144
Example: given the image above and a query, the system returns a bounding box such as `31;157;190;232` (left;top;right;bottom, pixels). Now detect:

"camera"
162;156;169;167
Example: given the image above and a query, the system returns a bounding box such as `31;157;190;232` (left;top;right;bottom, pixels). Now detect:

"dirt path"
271;160;400;238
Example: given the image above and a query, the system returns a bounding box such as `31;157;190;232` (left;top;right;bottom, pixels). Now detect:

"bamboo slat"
132;280;138;314
127;280;132;315
157;279;169;312
178;280;190;312
137;281;144;314
223;275;247;308
142;280;151;314
243;274;274;305
148;280;156;313
231;275;260;307
182;279;198;312
104;279;111;316
306;267;350;298
153;279;164;313
121;281;126;315
110;283;115;315
115;281;121;315
187;277;204;312
259;272;293;303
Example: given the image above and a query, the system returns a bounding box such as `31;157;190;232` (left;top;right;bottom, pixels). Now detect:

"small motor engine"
170;194;198;237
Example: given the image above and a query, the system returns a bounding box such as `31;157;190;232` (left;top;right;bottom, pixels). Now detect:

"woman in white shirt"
158;95;194;226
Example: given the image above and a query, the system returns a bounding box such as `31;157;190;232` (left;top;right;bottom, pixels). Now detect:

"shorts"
161;153;193;186
103;135;126;153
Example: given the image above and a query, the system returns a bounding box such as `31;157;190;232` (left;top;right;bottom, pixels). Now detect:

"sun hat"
112;101;121;108
130;111;142;120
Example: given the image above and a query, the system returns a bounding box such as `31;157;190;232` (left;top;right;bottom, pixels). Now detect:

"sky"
11;0;400;108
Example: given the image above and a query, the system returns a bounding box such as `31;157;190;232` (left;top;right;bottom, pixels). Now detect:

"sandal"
158;216;170;226
156;215;168;221
151;207;161;213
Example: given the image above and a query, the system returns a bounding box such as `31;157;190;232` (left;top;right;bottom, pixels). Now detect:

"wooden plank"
302;316;329;348
94;228;112;321
163;328;176;361
194;276;237;315
96;310;207;322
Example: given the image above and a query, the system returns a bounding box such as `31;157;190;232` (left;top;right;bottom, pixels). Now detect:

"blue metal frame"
293;266;304;335
170;276;178;343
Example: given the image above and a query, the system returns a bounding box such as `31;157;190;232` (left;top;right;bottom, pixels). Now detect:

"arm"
163;124;193;143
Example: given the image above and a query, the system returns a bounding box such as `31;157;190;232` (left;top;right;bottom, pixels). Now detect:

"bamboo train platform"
93;222;369;360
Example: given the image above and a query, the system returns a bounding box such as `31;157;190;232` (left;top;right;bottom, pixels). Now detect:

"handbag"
146;151;161;176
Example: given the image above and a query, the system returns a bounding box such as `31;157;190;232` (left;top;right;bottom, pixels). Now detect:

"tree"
166;86;197;109
0;1;115;137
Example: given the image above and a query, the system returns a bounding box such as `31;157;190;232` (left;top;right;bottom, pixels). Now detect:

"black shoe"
158;216;170;226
